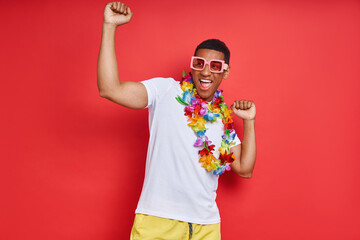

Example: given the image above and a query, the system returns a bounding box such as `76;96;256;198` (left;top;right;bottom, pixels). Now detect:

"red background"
1;0;359;239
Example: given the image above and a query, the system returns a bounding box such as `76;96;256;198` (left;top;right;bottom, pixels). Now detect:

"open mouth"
199;79;213;90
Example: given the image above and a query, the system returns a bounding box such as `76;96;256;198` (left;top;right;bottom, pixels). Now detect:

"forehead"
195;49;225;61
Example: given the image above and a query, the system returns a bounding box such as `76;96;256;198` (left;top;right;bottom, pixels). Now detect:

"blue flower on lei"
213;90;223;99
222;131;237;144
203;112;221;121
213;165;227;175
182;90;193;104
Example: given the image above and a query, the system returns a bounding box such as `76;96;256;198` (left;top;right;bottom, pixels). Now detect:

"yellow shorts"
130;213;221;240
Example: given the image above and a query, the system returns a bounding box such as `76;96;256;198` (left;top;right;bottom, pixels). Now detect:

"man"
97;2;257;239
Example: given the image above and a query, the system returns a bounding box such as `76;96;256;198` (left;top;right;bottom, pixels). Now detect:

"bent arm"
97;23;147;109
230;119;257;178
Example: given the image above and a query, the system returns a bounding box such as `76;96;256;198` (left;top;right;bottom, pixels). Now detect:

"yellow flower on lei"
181;81;194;92
207;104;221;114
199;154;218;171
188;116;207;132
221;106;232;118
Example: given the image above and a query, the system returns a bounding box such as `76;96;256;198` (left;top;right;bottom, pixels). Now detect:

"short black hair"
194;39;230;64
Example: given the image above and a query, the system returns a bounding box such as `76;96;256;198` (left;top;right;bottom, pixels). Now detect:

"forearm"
97;23;120;96
239;119;257;176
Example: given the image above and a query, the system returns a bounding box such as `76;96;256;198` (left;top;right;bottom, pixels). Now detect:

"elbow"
99;90;106;98
97;80;111;99
240;173;253;179
99;89;110;99
235;170;253;179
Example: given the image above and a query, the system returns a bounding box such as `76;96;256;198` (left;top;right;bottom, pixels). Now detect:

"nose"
201;63;211;76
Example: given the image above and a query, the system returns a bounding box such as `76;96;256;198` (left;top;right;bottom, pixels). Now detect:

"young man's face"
191;48;230;102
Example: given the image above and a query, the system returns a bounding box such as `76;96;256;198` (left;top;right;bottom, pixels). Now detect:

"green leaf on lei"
175;96;189;106
182;70;187;78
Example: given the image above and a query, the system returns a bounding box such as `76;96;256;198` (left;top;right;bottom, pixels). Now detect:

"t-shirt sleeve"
141;77;175;108
233;132;241;145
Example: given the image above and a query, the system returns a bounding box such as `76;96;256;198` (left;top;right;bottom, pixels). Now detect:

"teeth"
200;79;212;83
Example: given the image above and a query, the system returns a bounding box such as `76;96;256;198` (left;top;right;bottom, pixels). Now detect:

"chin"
198;92;212;101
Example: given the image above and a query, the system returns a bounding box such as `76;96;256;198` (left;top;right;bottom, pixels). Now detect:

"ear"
223;66;231;79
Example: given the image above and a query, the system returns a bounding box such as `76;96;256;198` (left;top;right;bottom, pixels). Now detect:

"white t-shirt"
135;77;241;224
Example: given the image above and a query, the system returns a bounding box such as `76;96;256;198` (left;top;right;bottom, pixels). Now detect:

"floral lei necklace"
175;71;237;175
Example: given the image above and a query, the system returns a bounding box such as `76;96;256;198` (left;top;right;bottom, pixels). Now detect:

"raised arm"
230;100;257;178
97;2;148;109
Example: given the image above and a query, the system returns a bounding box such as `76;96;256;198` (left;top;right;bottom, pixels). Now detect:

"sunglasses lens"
192;58;205;70
210;61;223;72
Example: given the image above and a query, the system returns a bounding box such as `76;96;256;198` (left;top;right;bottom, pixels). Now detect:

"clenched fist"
231;100;256;120
103;2;133;27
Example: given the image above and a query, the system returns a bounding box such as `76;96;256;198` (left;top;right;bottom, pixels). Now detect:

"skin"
97;2;256;178
97;2;148;109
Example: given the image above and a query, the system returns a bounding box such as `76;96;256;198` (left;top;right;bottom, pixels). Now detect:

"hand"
103;2;133;27
231;100;256;120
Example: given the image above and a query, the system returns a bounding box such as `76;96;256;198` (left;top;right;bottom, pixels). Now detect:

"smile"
199;79;213;90
200;79;212;83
